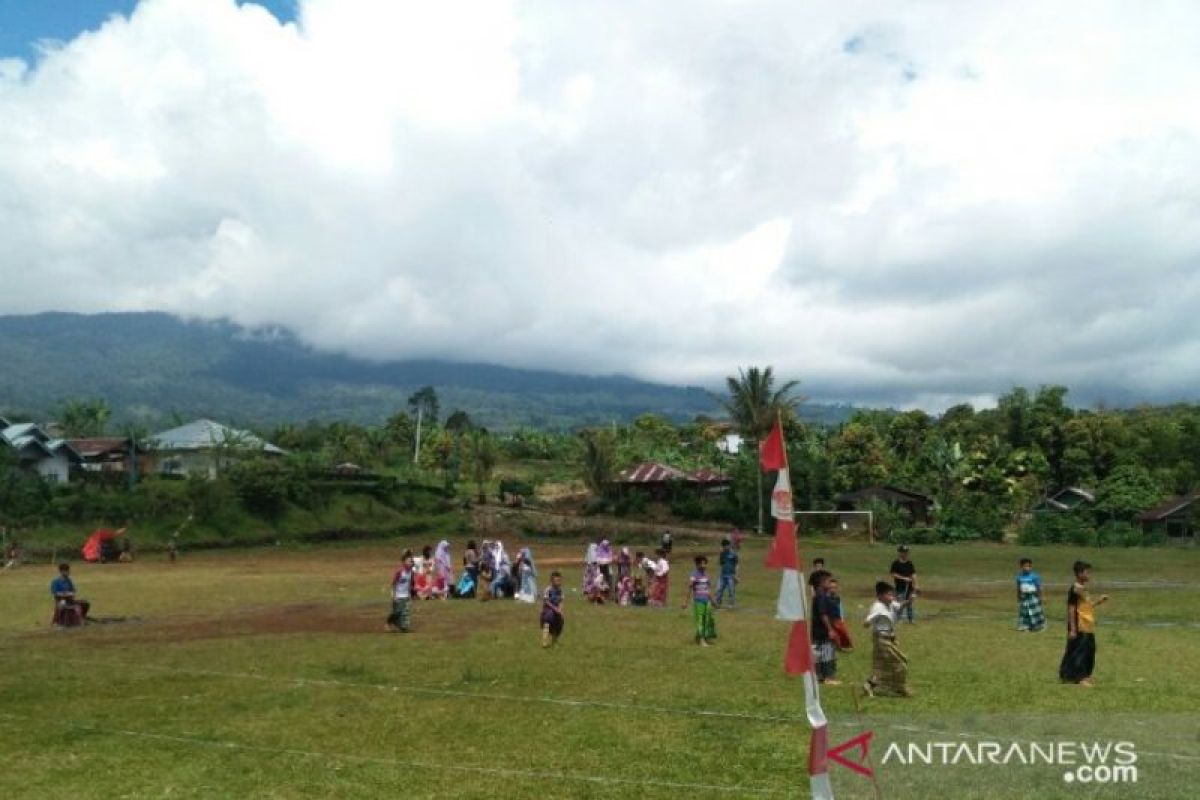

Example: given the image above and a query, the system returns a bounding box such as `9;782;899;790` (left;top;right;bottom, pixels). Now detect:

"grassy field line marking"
20;653;1200;765
0;712;788;796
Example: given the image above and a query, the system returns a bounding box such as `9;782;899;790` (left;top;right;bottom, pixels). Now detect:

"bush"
940;494;1009;542
1019;511;1092;546
669;494;705;521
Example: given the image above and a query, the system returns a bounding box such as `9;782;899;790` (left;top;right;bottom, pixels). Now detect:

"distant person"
432;541;452;599
862;581;914;698
1015;557;1045;632
167;536;178;564
50;563;90;627
889;546;917;622
808;557;830;600
617;572;634;606
386;550;415;632
631;576;648;607
827;577;853;652
649;549;670;607
660;530;673;554
477;559;495;603
730;529;745;551
595;538;614;598
541;571;565;648
683;555;716;646
4;540;20;570
811;574;840;684
118;538;134;563
715;538;739;609
515;547;538;603
1059;561;1109;687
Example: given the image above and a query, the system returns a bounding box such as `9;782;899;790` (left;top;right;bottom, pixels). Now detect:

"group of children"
1015;556;1109;687
387;536;1112;693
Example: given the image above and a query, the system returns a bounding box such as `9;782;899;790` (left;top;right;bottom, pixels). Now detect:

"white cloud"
1;0;1199;409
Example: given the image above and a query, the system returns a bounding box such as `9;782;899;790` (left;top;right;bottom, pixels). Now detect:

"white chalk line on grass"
0;712;788;796
18;654;1200;764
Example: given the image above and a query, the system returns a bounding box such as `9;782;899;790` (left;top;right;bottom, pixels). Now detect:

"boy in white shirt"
862;581;914;697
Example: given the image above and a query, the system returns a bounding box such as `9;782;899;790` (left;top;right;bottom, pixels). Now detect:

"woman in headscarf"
432;540;452;599
515;547;538;603
492;540;513;598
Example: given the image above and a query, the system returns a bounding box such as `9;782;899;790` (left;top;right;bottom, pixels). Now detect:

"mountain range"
0;312;856;431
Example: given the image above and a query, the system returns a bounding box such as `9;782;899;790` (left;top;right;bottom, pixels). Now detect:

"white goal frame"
792;510;875;544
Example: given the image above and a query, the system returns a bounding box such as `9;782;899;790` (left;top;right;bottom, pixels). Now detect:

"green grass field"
2;536;1198;799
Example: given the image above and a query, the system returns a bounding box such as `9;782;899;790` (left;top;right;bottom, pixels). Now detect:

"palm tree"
59;398;111;438
721;366;803;533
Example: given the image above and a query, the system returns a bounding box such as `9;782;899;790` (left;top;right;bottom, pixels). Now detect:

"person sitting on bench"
50;563;90;627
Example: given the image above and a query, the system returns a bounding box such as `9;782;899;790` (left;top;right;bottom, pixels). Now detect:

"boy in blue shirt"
50;563;90;627
1016;557;1045;632
714;538;739;608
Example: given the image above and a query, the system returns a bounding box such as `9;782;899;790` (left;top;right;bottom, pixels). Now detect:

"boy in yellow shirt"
1059;560;1109;687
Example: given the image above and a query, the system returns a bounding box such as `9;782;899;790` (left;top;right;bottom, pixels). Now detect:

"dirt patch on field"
64;600;528;647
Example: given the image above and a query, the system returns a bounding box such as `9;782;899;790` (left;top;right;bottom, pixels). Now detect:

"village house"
1137;490;1200;539
147;419;285;478
611;461;731;500
1032;486;1095;513
835;485;935;525
0;417;82;484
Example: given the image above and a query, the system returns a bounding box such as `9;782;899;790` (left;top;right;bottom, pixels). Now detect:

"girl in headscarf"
432;540;452;599
515;547;538;603
492;540;513;598
595;539;614;599
582;542;598;592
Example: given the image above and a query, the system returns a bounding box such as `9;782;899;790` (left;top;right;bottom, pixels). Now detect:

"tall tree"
462;429;499;503
721;366;803;532
578;429;616;498
59;398;111;437
408;386;440;464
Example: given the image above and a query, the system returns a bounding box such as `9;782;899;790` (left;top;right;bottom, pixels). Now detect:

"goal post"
793;510;875;544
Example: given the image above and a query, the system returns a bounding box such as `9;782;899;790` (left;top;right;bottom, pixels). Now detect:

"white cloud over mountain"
2;0;1198;408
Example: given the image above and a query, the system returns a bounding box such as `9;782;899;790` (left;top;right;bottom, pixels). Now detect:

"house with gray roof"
1;419;82;484
148;419;285;479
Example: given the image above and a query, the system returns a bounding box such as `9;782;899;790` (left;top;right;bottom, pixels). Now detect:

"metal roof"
1137;489;1200;522
148;419;285;454
615;462;729;484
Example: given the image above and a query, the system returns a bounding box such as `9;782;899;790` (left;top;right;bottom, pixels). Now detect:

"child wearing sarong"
826;578;853;652
811;573;840;684
541;572;565;648
862;581;914;697
684;556;717;646
1059;560;1109;686
649;549;670;607
386;551;415;632
715;538;739;608
1016;557;1045;632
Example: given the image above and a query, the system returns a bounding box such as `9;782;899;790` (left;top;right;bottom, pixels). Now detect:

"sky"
0;0;1198;411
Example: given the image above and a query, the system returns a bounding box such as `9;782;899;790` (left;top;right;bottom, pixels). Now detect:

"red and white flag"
760;419;834;800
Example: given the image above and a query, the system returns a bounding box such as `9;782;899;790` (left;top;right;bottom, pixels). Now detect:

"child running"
1059;560;1109;687
862;581;915;697
1016;557;1045;632
386;550;416;632
684;555;717;646
541;571;565;648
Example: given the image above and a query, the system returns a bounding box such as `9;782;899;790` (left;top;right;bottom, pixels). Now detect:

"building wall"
35;454;70;484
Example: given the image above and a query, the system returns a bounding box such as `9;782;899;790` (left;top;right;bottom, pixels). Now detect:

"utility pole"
415;407;424;462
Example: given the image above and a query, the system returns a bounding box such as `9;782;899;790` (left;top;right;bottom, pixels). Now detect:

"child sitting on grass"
862;581;914;697
541;571;565;648
632;576;648;606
